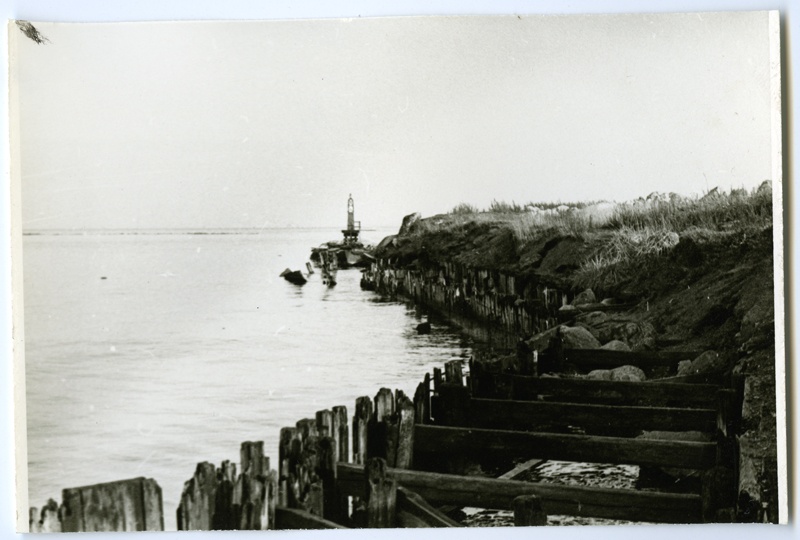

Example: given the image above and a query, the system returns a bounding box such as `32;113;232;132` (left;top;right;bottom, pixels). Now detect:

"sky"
11;12;776;230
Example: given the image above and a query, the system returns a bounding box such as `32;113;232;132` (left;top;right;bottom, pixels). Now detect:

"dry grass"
435;185;773;290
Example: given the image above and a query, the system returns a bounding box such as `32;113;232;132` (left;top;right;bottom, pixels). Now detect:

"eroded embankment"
362;197;779;523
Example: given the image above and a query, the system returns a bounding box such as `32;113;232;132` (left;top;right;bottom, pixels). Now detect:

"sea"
21;227;475;530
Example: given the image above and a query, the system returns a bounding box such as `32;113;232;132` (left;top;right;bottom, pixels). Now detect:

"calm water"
22;228;474;530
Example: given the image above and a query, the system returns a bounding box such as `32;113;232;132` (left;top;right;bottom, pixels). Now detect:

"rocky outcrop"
398;212;422;235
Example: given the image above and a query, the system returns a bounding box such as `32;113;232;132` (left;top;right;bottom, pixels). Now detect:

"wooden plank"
413;425;717;469
274;506;348;530
468;399;717;434
498;458;546;480
478;373;720;407
397;487;462;527
337;463;702;524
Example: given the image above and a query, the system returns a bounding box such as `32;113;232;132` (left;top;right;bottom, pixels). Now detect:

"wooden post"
30;500;61;533
444;360;463;386
395;393;416;469
413;376;430;425
513;494;547;526
369;388;396;462
214;460;236;530
365;458;397;528
241;441;267;476
278;427;297;508
701;466;736;522
436;383;471;427
316;409;334;438
295;420;324;517
353;396;373;465
265;470;278;530
332;405;349;464
433;367;443;392
60;477;164;532
177;462;218;530
318;435;347;525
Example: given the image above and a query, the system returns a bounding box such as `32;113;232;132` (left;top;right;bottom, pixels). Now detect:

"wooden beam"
337;463;702;524
397;487;462;527
467;399;717;434
477;373;720;407
413;425;717;469
562;349;703;370
274;507;348;530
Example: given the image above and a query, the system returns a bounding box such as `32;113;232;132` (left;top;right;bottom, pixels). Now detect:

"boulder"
571;288;596;306
560;326;601;349
609;365;646;382
676;350;726;377
574;322;601;341
398;212;422;235
587;365;645;381
416;321;431;335
600;340;630;351
582;311;608;327
587;369;613;381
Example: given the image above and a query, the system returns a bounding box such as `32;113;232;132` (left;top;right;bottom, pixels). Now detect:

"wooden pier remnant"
33;340;750;530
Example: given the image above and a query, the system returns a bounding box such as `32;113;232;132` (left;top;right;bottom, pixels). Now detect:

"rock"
559;326;601;349
574;322;601;341
609;365;646;382
280;268;307;285
600;340;630;351
600;297;617;306
571;289;596;306
587;364;645;381
677;360;692;374
416;321;431;335
587;369;613;381
398;212;422;235
676;350;727;377
375;234;398;252
582;311;608;327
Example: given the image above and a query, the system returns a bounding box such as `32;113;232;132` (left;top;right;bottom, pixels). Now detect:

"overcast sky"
11;12;775;230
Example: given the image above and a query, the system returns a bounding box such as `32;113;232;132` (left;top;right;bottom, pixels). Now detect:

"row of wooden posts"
30;348;743;531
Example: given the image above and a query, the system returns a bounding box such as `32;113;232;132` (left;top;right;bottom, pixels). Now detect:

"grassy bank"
400;184;773;294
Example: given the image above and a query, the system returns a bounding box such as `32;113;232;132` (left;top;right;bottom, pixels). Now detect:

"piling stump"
365;458;397;528
513;494;547;526
60;477;163;532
